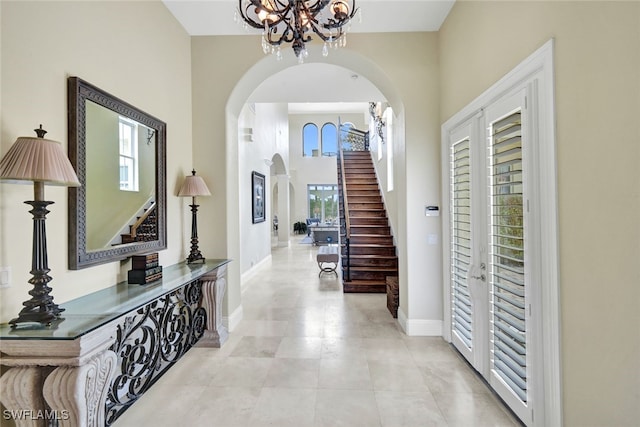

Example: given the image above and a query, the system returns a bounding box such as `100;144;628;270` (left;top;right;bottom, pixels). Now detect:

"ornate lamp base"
10;199;64;327
186;203;205;264
186;244;205;264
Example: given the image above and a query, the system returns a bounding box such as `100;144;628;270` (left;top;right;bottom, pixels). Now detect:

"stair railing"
338;128;351;282
130;202;157;240
339;124;369;152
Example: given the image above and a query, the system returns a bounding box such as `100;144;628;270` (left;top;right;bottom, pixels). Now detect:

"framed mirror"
68;77;167;269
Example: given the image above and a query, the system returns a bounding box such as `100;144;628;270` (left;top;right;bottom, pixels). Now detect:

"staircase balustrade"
338;142;352;281
340;125;369;152
127;202;158;242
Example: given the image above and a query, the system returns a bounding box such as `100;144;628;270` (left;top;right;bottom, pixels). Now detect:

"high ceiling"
163;1;456;36
163;0;456;114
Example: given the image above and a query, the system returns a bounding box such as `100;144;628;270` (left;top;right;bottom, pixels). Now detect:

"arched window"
302;123;318;157
321;122;337;156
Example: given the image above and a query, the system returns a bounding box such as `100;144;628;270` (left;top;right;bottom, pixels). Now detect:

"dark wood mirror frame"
68;77;167;269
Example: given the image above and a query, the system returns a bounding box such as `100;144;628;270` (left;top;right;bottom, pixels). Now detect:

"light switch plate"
0;267;11;288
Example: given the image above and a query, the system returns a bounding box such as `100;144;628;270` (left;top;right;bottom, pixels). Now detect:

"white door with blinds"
442;40;560;427
485;91;532;424
447;120;489;372
446;89;535;425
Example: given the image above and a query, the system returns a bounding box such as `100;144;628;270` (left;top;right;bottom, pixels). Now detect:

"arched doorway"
224;45;405;328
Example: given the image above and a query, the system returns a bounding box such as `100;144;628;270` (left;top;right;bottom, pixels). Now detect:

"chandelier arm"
238;0;292;29
323;7;358;30
264;24;295;46
306;0;332;16
310;25;344;42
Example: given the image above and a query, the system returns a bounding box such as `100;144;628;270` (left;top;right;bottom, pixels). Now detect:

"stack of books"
128;253;162;285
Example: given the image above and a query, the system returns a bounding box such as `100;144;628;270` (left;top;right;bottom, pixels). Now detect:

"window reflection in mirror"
85;101;157;251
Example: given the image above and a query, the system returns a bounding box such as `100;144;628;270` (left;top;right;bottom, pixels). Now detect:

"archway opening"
224;44;405;326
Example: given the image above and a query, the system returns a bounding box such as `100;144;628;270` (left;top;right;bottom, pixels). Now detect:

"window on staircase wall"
321;123;337;156
385;107;394;191
374;115;382;161
303;123;318;157
119;116;139;192
308;184;338;223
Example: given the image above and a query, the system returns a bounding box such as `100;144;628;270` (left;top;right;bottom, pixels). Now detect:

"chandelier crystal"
236;0;359;63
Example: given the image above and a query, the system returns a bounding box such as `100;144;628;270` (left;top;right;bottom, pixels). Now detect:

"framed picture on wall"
252;171;266;224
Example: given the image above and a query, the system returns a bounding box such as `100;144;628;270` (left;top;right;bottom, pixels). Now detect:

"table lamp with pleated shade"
177;169;210;264
0;125;80;326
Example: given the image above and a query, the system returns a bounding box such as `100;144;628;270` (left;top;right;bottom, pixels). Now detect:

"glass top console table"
0;259;231;426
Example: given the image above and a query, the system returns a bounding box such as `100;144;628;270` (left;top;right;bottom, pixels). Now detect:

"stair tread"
347;266;398;272
347;254;397;258
340;237;393;241
342;279;387;284
343;243;396;248
344;235;393;239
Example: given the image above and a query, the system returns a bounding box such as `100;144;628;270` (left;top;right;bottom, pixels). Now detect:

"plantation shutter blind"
489;110;528;403
451;138;473;349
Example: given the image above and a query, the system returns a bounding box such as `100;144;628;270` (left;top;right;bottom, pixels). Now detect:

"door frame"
441;39;561;426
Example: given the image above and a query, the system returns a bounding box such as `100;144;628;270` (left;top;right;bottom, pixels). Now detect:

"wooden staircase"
338;150;398;293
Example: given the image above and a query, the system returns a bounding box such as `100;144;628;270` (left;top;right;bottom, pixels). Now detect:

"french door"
447;89;534;425
443;40;560;427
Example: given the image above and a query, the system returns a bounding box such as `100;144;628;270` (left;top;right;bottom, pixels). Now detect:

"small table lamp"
0;125;80;326
178;169;211;263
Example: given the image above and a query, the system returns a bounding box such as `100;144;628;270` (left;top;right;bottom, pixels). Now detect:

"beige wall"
0;1;193;322
439;1;640;424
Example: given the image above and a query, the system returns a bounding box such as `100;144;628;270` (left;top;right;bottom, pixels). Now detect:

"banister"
338;132;351;282
130;202;157;238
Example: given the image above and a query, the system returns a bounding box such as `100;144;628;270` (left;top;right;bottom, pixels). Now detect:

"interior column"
277;174;290;247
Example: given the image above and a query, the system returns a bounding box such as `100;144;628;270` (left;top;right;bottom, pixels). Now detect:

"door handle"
471;262;486;281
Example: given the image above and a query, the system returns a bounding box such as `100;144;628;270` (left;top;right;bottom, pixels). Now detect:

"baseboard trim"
224;304;243;332
398;308;443;336
241;254;272;293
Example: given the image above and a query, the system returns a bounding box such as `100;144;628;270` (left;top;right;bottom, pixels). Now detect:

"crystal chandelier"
236;0;359;63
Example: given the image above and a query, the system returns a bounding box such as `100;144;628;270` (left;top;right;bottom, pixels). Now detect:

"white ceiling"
163;0;456;36
163;0;455;114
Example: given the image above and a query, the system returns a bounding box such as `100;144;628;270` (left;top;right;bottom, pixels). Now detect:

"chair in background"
306;218;320;236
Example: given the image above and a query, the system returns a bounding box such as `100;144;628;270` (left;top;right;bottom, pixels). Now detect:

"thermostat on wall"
425;206;439;217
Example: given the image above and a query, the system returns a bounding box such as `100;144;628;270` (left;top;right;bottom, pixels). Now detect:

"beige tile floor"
114;238;521;427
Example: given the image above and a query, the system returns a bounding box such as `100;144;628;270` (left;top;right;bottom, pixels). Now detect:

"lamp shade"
178;170;211;197
0;132;80;187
